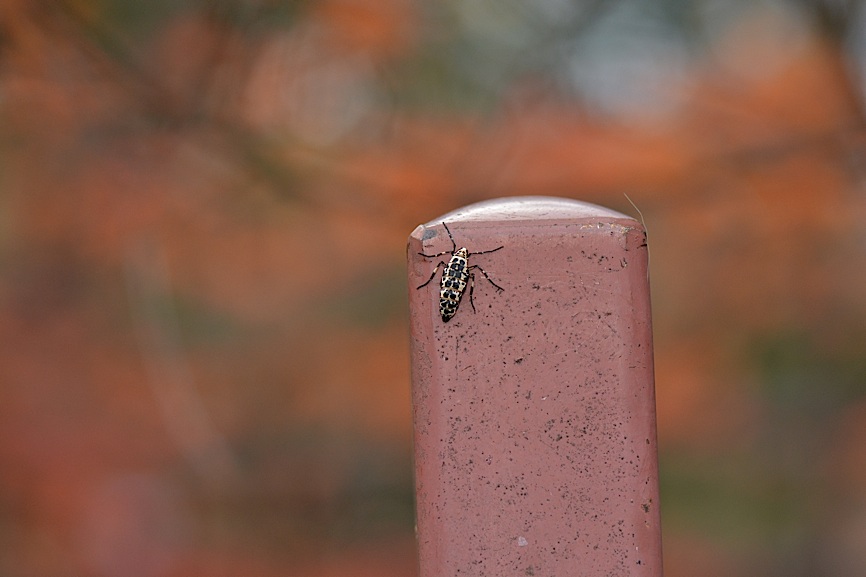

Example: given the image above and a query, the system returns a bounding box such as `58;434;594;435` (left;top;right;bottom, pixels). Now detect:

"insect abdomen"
439;255;468;322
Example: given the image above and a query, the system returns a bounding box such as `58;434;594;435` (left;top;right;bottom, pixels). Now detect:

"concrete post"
407;197;661;576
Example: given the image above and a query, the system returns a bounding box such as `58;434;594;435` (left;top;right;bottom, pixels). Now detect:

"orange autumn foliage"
1;2;866;577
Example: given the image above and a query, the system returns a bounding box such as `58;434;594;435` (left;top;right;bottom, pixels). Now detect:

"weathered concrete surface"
408;197;661;577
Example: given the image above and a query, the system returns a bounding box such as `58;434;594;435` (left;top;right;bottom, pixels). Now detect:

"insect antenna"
441;222;457;253
624;193;650;280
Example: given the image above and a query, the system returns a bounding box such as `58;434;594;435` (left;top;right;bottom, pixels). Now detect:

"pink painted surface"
407;197;661;577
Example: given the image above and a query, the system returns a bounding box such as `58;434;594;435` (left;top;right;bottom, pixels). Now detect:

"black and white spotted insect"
417;222;504;322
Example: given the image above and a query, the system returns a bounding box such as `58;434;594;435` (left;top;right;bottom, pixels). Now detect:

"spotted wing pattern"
439;252;469;322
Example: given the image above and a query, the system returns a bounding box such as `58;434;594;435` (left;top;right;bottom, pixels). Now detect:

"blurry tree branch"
790;0;866;123
124;237;242;492
9;0;866;211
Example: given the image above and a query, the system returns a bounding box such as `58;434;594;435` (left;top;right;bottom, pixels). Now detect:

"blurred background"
2;0;866;575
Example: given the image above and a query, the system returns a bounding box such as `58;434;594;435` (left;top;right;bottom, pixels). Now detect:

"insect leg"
470;245;504;256
417;261;446;289
418;250;453;258
467;272;476;313
468;264;504;292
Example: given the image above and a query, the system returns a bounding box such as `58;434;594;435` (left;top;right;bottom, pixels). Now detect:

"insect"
417;222;504;322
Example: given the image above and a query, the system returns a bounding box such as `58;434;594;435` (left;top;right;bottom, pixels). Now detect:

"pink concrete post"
407;197;661;577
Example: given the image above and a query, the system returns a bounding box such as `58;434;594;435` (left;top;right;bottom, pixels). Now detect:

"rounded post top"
421;196;634;228
407;195;659;577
